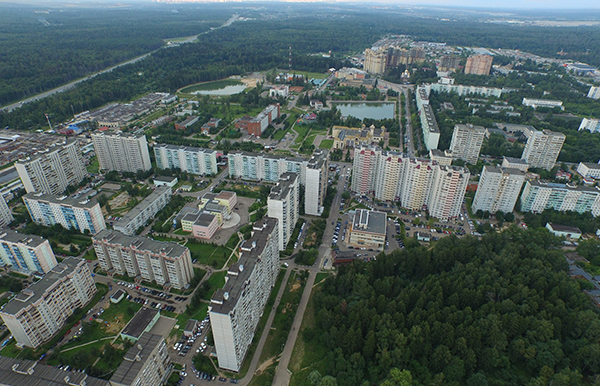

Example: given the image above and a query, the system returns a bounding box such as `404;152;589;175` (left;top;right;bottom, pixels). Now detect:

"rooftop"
1;257;84;315
113;186;171;228
484;165;526;176
23;192;100;209
0;357;109;386
503;156;528;165
154;143;215;154
120;308;159;339
154;176;178;183
268;173;297;201
194;212;216;227
210;218;278;315
547;223;582;234
111;332;164;385
216;191;236;200
352;209;387;235
0;230;48;249
93;229;189;260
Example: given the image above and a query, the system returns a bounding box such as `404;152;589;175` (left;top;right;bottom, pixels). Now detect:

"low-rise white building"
522;98;564;110
113;186;172;236
577;162;600;179
546;223;582;240
579;118;600;133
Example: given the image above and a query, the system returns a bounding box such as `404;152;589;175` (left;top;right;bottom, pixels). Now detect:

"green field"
179;79;244;93
291;71;328;80
185;241;232;269
86;157;99;174
201;271;228;301
293;125;310;144
318;139;334;149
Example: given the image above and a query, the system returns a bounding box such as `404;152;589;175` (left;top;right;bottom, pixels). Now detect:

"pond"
191;84;247;96
332;102;395;120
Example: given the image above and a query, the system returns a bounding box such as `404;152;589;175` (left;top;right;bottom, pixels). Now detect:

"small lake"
332;102;395;120
191;84;247;96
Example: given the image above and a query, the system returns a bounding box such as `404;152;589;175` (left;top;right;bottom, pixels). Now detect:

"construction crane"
44;113;53;131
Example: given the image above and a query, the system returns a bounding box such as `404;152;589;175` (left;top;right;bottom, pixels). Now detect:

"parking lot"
114;281;186;313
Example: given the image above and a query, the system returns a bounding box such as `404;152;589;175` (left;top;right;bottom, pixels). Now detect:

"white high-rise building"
209;218;279;372
154;144;218;175
0;257;96;348
399;158;436;212
520;181;600;216
15;141;87;195
0;230;58;274
473;166;526;214
111;333;172;386
579;118;600;133
92;229;193;290
0;194;13;227
428;165;470;220
449;124;486;164
351;146;380;196
374;151;404;202
92;131;151;173
23;193;106;234
521;129;565;170
267;173;299;250
587;86;600;100
304;149;328;216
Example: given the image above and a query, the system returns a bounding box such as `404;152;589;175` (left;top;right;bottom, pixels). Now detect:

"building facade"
521;129;565;170
577;162;600;180
15;141;87;195
93;229;193;290
472;166;526;214
0;257;96;348
579;118;600;133
110;332;171;386
415;86;440;150
0;230;57;274
449;124;486;164
91;131;152;173
522;98;564;110
502;157;529;172
113;186;172;236
234;105;280;137
520;181;600;217
209;218;279;372
305;150;328;216
464;54;493;75
364;48;387;75
588;86;600;100
267;173;299;250
23;193;106;234
154;144;218;175
0;195;13;228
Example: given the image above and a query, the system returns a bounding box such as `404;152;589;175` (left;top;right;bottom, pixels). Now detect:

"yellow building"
214;191;237;214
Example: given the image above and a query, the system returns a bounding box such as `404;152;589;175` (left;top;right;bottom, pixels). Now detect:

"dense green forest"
0;4;232;106
307;227;600;386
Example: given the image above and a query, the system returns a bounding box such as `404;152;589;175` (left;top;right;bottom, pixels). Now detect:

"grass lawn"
248;363;277;386
293;126;310;145
86;157;99;174
319;139;334;149
273;127;290;141
291;71;328;80
289;286;330;386
83;248;97;260
179;79;244;93
174;229;189;236
226;233;240;250
185;241;232;269
176;302;209;331
201;271;228;301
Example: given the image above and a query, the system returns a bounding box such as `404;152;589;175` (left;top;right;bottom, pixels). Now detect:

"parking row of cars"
332;220;344;246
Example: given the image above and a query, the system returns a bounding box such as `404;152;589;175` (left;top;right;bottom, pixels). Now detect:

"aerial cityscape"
1;1;600;386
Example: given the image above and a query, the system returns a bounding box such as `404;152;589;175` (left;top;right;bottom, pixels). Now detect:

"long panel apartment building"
472;166;526;214
0;195;13;228
415;86;440;150
0;230;58;274
352;146;470;220
228;150;327;216
0;257;96;348
449;124;486;164
15;140;87;195
520;181;600;217
93;229;193;290
209;218;279;372
267;173;299;250
113;186;172;236
91;131;152;173
154;144;218;175
23;193;106;234
521;129;565;170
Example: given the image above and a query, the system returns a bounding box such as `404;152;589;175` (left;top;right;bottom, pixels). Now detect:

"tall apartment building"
439;55;461;72
415;86;440;150
0;230;57;274
210;218;279;372
521;129;565;170
472;166;526;214
228;150;327;216
0;194;13;228
0;356;110;385
267;173;299;250
579;118;600;133
351;146;470;220
91;131;151;173
0;257;96;348
449;124;486;164
429;83;504;98
113;186;172;236
234;105;280;137
427;165;470;220
364;48;387;75
154;144;218;175
23;193;106;234
111;332;172;386
92;229;193;290
588;86;600;100
15;140;87;195
464;54;493;75
520;181;600;217
305;149;328;216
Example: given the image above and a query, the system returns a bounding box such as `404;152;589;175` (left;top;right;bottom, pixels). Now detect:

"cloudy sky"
376;0;599;8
